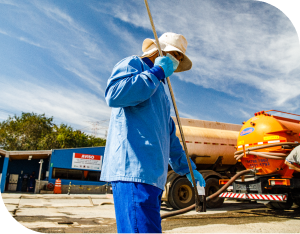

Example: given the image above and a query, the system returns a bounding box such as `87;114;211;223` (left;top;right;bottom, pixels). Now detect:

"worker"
285;145;300;172
100;32;205;233
28;171;36;192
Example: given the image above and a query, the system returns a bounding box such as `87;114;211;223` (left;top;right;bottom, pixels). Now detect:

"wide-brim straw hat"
142;32;192;72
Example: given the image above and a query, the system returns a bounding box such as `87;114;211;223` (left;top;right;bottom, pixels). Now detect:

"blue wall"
1;157;9;193
49;147;106;186
4;158;49;192
0;156;4;173
7;158;49;176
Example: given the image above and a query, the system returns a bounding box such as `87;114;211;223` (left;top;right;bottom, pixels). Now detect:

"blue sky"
0;0;300;138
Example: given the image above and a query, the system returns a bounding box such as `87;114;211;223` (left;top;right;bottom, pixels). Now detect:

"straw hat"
142;32;192;72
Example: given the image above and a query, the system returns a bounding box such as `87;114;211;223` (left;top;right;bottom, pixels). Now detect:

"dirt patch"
161;206;300;231
14;216;117;233
14;207;300;233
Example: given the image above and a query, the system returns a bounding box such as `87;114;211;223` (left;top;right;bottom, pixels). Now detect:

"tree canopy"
0;112;106;151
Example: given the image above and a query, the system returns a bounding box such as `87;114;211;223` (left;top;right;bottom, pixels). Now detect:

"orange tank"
236;110;300;178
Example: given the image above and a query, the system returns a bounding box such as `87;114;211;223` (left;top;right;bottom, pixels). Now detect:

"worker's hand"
154;56;174;78
186;170;206;187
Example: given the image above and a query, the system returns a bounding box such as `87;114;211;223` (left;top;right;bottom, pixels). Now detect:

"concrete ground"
1;193;300;233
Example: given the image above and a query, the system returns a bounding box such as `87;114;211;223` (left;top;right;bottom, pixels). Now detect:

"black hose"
161;169;253;219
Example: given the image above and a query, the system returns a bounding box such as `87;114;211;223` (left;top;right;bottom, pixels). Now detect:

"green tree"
0;112;106;150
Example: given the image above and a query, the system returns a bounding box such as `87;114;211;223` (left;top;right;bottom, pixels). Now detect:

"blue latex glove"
154;56;174;78
186;170;206;187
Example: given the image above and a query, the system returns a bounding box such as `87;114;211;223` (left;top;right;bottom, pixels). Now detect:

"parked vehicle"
219;110;300;209
162;117;243;209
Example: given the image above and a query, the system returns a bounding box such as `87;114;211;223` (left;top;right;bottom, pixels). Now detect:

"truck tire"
265;202;277;209
168;177;195;209
294;198;300;207
164;201;172;208
266;196;293;210
266;201;293;209
205;178;225;208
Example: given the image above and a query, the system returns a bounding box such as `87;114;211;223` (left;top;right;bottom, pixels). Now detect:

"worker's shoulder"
115;55;143;67
287;145;300;160
294;145;300;154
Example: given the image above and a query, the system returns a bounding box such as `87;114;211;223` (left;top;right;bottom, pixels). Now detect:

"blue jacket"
100;55;196;190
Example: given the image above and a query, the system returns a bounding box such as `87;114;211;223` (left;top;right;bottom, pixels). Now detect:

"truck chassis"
219;175;300;209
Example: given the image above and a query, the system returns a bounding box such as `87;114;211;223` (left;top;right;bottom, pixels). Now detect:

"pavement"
1;192;264;219
1;192;300;233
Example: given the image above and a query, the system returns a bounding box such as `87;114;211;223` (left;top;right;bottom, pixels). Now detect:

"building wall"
6;158;49;192
0;156;4;173
0;157;49;191
49;147;107;194
8;158;49;177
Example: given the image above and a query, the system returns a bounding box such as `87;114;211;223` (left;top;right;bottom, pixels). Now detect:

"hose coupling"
250;168;259;173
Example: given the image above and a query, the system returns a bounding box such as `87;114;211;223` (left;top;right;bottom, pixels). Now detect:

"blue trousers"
111;181;163;233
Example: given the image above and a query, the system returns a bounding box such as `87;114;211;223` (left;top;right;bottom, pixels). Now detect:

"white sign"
71;153;103;171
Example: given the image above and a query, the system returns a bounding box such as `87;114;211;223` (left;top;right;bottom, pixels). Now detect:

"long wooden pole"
144;0;202;212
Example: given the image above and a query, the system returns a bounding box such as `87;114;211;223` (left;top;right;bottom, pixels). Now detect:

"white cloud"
177;111;200;120
0;78;111;137
32;1;87;34
95;0;300;109
0;28;8;35
0;0;18;7
0;28;44;48
0;1;117;93
1;0;300;131
18;37;44;48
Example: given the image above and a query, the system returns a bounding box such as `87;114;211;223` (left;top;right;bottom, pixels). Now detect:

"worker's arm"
284;160;300;172
105;56;165;108
168;117;196;175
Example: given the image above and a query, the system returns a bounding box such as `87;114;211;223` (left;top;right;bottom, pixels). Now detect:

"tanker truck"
219;110;300;209
162;117;243;209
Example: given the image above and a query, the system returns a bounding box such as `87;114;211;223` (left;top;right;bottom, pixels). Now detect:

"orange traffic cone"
53;178;62;194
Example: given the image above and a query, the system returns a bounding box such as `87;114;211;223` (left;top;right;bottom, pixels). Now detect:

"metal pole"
35;159;43;194
144;0;203;212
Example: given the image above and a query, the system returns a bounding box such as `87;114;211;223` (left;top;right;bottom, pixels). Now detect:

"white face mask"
166;53;179;71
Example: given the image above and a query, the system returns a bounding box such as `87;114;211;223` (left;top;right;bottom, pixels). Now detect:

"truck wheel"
267;201;293;209
266;196;293;210
294;198;300;207
164;201;172;208
168;177;195;209
205;178;225;208
265;202;277;209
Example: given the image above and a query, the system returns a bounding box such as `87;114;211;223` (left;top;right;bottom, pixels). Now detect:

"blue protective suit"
100;55;196;190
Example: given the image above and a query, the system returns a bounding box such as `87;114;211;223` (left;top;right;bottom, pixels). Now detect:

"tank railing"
234;142;299;155
235;151;288;161
265;110;300;118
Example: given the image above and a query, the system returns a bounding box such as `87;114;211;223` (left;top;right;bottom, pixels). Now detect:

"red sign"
74;153;101;160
